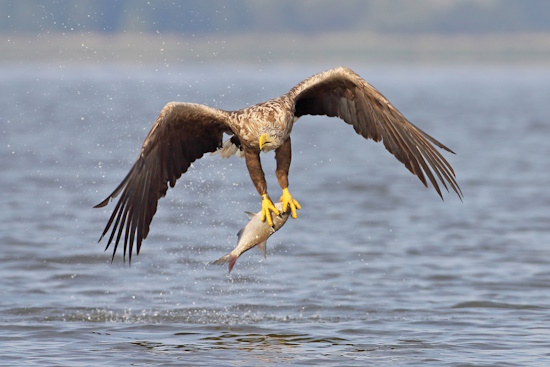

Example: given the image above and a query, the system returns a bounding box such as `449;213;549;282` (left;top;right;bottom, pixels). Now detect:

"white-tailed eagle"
95;67;462;262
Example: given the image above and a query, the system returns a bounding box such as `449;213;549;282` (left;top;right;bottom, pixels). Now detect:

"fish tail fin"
228;256;238;272
212;253;239;273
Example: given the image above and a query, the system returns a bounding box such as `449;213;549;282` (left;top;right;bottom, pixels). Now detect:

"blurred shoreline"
3;31;550;67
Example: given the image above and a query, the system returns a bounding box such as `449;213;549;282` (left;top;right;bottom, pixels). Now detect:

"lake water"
1;64;550;366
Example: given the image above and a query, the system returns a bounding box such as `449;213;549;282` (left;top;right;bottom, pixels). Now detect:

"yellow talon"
261;194;279;227
279;188;301;219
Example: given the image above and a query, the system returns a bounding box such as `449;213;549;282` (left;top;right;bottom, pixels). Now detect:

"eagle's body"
96;67;462;262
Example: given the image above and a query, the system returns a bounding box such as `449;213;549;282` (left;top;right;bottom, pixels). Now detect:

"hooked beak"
259;133;271;151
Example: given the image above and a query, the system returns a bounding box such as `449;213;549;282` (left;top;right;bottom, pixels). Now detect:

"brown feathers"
95;102;232;262
291;66;462;200
96;67;461;262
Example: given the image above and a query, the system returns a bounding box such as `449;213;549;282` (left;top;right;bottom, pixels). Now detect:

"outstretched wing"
95;102;234;262
289;67;462;199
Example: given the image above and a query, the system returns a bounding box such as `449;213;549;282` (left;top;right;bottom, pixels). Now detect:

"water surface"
1;65;549;366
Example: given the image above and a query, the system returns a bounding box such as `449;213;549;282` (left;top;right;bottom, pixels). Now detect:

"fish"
213;202;290;272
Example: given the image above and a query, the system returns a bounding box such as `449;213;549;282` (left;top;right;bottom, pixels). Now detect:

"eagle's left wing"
288;67;462;200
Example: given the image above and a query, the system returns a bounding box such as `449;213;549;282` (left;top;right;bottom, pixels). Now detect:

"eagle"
95;67;462;262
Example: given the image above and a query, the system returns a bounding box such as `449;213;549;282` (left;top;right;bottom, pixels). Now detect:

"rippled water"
1;64;550;366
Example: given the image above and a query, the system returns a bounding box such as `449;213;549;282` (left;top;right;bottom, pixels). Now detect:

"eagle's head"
259;130;284;152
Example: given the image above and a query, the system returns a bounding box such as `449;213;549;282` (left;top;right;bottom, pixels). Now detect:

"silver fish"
213;202;290;272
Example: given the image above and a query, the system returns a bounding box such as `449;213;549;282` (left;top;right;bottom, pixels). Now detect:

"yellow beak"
259;133;270;150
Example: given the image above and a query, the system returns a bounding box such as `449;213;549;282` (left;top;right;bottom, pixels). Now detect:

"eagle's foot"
261;194;279;227
280;188;301;219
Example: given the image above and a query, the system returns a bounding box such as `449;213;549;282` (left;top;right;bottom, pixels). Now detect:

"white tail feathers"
211;139;244;158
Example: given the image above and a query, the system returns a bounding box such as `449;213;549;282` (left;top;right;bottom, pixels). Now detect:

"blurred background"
2;0;550;66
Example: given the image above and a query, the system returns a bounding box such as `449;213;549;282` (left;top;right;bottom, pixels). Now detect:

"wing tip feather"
94;197;110;208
